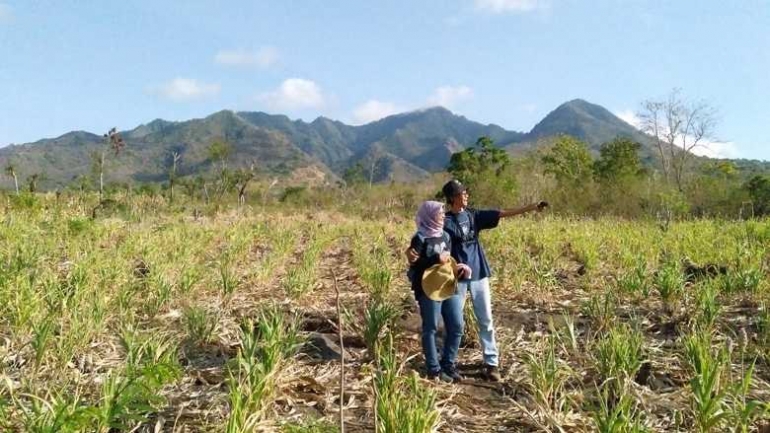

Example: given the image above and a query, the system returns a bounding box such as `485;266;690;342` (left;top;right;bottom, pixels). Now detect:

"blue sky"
1;0;768;160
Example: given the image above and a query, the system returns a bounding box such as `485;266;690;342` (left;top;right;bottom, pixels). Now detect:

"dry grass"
0;200;769;432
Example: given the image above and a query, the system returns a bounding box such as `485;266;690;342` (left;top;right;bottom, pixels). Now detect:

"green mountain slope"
1;99;699;190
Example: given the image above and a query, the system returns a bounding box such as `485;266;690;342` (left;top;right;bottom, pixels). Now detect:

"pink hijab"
416;201;445;238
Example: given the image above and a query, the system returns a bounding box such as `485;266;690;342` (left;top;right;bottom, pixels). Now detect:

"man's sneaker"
484;365;501;382
442;365;463;383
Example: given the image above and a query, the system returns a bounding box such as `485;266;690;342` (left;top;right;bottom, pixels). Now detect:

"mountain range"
0;99;665;189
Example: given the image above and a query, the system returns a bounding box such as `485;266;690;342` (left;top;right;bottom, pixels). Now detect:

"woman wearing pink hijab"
407;200;471;382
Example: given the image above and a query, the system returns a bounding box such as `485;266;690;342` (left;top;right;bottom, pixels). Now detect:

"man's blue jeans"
416;291;464;374
457;278;499;367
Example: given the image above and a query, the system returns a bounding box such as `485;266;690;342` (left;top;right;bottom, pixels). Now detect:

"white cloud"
426;85;473;108
0;3;12;22
348;85;472;123
474;0;543;13
259;78;325;110
690;141;740;159
352;100;402;124
214;46;279;68
152;78;220;102
615;109;641;128
614;109;740;159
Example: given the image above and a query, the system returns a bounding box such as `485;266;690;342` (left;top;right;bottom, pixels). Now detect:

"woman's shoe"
442;365;463;383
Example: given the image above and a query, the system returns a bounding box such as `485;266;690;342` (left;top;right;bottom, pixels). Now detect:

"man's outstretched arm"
498;201;548;219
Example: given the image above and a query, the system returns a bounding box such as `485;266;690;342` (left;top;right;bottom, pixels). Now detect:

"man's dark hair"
442;179;466;203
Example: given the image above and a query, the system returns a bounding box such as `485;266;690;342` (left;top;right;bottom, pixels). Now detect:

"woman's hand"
439;252;450;264
405;247;419;264
456;263;472;279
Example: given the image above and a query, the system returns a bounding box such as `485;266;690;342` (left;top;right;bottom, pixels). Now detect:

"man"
407;179;547;381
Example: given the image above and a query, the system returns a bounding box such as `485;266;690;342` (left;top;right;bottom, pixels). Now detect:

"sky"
1;0;768;160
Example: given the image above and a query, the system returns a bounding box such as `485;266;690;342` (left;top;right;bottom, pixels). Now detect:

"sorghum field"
1;195;769;432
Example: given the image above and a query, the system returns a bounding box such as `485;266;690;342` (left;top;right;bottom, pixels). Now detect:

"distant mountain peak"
61;130;99;138
206;109;239;119
128;118;176;138
562;98;592;107
550;99;613;118
527;98;651;152
414;106;460;119
311;115;340;125
420;105;453;113
381;106;455;120
50;130;102;142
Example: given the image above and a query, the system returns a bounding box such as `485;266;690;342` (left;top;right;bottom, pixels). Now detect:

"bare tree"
233;162;257;206
168;151;182;203
194;175;210;204
91;149;106;200
94;128;126;201
27;173;41;193
74;174;90;195
262;178;278;205
638;100;669;181
638;89;718;191
368;155;383;188
4;163;19;195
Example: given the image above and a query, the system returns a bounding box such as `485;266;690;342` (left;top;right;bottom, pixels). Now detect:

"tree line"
444;134;769;219
4;132;770;220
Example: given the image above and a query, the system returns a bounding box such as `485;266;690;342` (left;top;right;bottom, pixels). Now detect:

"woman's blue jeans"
416;291;464;374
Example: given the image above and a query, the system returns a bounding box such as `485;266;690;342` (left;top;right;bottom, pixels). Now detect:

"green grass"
595;322;645;388
225;307;302;432
524;336;572;414
591;384;648;433
373;335;441;433
1;194;768;431
654;260;684;312
183;305;220;345
684;330;729;432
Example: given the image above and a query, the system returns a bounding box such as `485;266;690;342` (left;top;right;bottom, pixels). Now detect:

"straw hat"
422;256;458;301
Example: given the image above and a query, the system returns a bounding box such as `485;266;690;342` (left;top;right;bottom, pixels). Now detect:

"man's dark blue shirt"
443;208;501;281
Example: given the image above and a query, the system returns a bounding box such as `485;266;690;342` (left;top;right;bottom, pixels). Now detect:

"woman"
407;200;471;382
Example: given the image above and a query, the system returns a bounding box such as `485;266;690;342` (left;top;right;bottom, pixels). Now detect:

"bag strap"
449;210;476;241
466;208;476;237
414;231;426;244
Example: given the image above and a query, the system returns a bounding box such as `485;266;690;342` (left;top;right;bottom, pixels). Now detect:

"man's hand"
526;201;549;213
405;247;419;264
